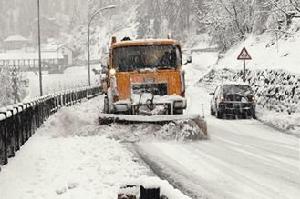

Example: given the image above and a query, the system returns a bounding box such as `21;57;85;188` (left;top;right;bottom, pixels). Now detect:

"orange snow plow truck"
99;37;207;137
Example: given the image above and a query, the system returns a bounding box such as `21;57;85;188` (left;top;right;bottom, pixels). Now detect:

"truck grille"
132;83;168;95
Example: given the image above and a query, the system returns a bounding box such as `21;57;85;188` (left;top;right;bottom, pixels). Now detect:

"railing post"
24;104;30;142
6;110;15;158
13;107;21;152
0;114;8;165
17;105;25;146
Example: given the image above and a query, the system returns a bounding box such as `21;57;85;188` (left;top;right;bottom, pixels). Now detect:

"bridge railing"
0;86;101;165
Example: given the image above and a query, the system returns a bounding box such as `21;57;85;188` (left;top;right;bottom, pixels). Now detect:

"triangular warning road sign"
237;47;252;60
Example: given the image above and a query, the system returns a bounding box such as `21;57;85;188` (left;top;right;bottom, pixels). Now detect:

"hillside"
216;19;300;75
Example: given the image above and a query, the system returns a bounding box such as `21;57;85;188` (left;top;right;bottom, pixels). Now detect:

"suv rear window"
223;85;253;95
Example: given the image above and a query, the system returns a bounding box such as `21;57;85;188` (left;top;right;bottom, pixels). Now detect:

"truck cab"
103;37;187;115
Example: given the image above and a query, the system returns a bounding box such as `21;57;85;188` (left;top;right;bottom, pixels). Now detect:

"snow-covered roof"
4;35;28;42
0;52;64;60
112;39;180;48
42;44;72;52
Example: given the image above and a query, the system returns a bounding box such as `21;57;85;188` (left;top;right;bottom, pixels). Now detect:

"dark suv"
210;84;256;119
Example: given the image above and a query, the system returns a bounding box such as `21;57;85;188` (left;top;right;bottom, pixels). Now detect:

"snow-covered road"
136;52;300;199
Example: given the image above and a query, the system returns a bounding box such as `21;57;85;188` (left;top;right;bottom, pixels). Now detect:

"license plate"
144;77;155;83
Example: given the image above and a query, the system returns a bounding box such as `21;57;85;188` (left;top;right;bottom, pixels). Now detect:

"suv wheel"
210;107;215;116
103;96;109;114
252;109;257;119
217;111;223;119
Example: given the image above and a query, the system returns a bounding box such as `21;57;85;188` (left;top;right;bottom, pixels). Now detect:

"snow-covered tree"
136;0;193;41
0;66;26;106
191;0;300;50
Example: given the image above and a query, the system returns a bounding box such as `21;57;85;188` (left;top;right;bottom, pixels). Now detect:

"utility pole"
37;0;43;96
243;60;246;82
275;31;279;54
87;23;91;86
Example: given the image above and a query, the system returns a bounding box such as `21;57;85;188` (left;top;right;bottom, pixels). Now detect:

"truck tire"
217;110;223;119
211;107;215;116
174;109;183;115
252;108;257;119
103;96;109;114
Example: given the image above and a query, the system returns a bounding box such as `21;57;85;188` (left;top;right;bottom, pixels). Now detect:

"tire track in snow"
185;143;300;198
135;144;219;199
136;140;300;199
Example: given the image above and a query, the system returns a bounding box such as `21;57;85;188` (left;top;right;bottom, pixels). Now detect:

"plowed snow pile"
107;120;206;143
40;97;205;142
0;97;191;199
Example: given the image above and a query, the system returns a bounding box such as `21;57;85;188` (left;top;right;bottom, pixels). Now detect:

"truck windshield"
113;45;182;72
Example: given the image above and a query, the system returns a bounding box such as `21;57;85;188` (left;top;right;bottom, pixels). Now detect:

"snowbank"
256;107;300;136
107;120;206;143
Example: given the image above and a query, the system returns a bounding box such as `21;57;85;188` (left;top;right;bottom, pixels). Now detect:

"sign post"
237;47;252;82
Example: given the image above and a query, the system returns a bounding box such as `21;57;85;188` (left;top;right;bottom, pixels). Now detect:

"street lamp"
87;5;116;86
37;0;43;96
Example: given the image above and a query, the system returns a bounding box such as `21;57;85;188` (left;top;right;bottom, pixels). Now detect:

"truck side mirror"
187;56;192;63
184;55;192;65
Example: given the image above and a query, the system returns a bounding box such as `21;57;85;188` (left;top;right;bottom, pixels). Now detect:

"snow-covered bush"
0;67;26;107
0;68;12;106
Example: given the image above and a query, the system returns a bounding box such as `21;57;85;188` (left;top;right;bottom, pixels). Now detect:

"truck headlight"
109;68;116;76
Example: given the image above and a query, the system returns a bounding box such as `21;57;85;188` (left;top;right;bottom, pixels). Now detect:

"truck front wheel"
217;110;223;119
103;96;109;114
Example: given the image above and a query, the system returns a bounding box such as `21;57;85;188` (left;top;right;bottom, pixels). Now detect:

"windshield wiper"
156;65;174;69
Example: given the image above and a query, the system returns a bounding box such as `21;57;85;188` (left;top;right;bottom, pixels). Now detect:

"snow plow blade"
99;113;208;137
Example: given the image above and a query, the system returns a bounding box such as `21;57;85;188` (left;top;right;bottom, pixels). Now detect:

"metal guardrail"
0;86;101;165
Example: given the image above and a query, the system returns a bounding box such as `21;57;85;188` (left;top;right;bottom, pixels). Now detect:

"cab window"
112;45;182;72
